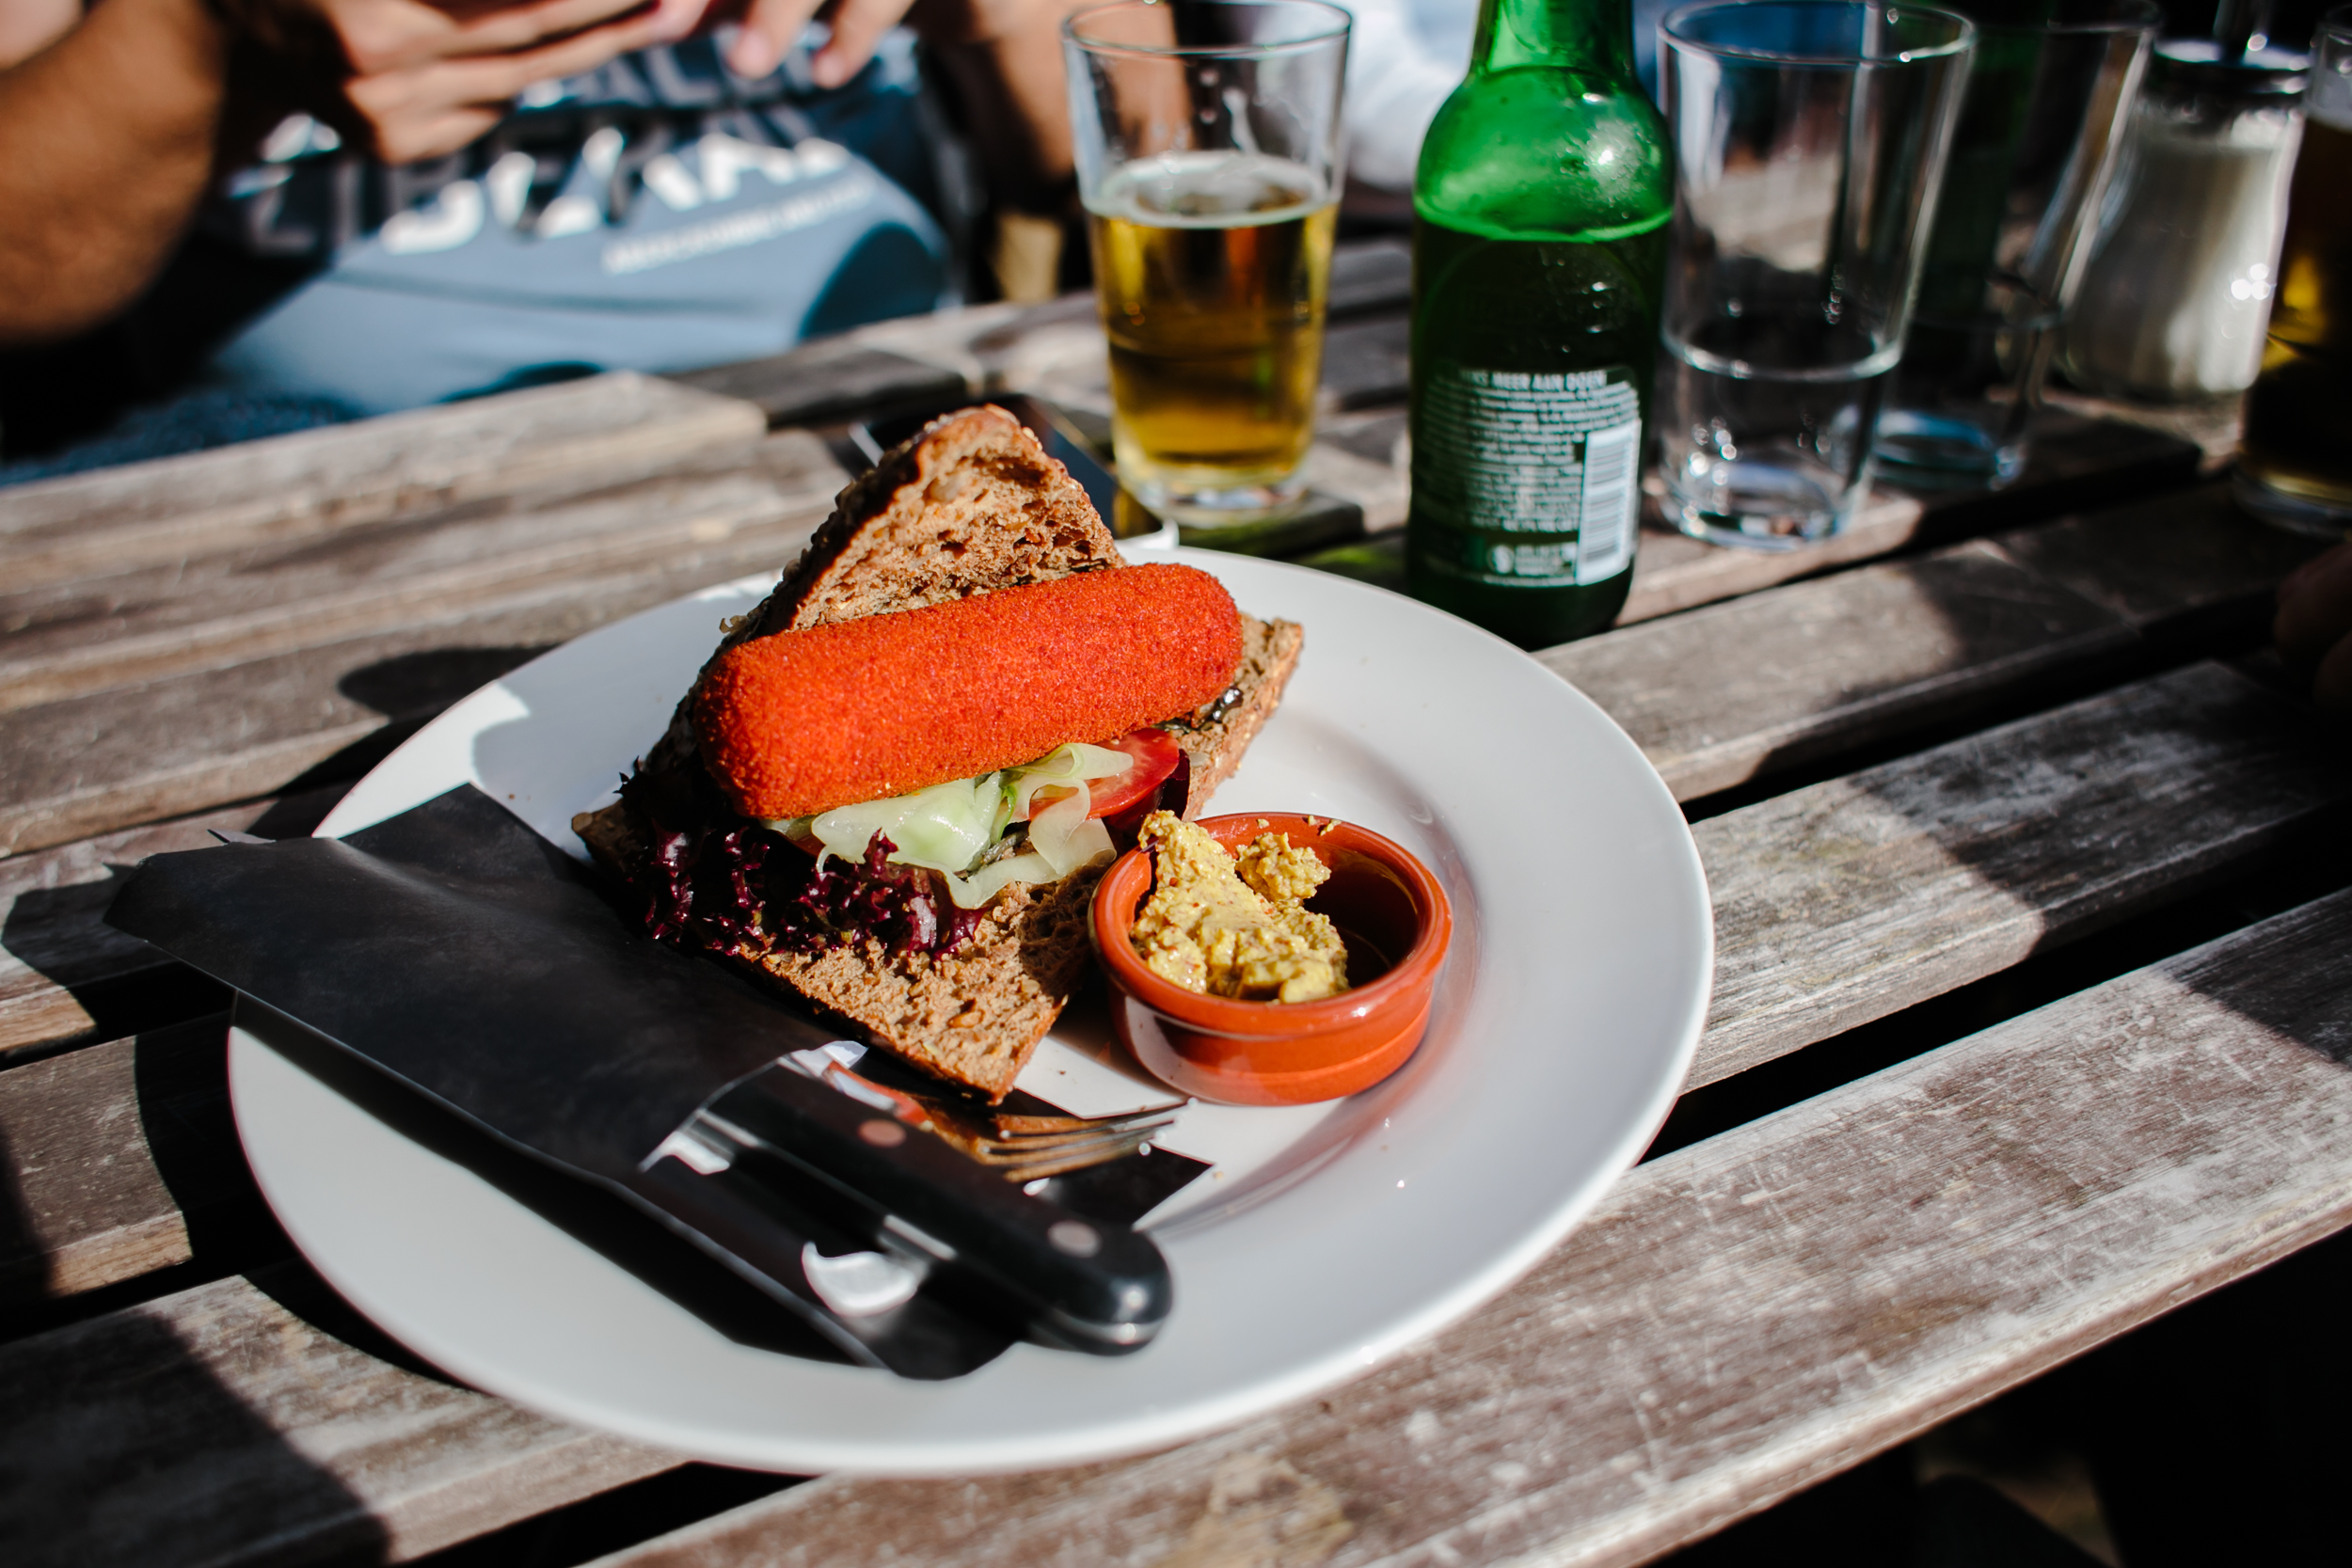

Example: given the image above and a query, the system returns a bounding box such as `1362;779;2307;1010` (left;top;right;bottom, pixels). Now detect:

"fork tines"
938;1099;1188;1180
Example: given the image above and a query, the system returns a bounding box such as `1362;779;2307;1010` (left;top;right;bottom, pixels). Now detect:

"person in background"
0;0;1087;474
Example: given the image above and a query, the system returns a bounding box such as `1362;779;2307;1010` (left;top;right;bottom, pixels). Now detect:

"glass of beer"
1064;0;1349;526
2236;5;2352;535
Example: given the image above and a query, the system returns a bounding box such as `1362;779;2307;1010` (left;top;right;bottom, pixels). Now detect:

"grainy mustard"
1128;811;1349;1003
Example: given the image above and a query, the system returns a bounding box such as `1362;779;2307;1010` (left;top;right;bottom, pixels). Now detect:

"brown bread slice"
1170;615;1306;808
744;403;1122;637
575;404;1303;1101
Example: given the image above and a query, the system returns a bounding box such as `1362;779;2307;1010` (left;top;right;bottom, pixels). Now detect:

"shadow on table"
0;1286;394;1568
0;1038;392;1566
278;644;560;800
0;645;556;1061
0;1122;40;1302
0;641;559;1064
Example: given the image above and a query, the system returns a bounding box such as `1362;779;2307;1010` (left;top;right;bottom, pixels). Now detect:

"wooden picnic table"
6;235;2347;1567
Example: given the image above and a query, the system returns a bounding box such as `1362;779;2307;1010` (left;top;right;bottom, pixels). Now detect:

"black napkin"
105;785;1200;1378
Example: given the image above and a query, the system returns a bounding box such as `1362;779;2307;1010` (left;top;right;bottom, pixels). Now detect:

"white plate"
230;548;1711;1475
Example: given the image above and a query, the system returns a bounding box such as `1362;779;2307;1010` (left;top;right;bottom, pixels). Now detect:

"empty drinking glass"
1657;0;1975;547
1873;0;2160;487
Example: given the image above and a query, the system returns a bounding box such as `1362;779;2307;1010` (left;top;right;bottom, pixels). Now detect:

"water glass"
1064;0;1350;527
1874;0;2160;488
1657;1;1975;547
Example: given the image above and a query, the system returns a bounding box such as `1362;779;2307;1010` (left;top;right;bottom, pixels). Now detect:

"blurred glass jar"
2058;39;2308;402
2235;6;2352;534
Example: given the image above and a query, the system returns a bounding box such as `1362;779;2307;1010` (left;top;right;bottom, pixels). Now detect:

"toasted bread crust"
755;404;1121;636
1177;615;1305;811
574;406;1301;1101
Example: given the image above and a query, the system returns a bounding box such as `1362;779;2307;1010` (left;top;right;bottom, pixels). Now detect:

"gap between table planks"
8;655;2341;1314
12;856;2352;1568
579;884;2352;1568
0;372;769;595
1549;488;2325;803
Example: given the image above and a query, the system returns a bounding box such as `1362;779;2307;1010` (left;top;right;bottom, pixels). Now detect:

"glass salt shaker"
2058;39;2308;402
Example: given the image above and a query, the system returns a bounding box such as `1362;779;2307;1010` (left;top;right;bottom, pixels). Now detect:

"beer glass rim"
1661;1;1975;67
1064;0;1352;59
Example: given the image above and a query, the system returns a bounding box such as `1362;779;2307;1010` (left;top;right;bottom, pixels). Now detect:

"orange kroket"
692;563;1245;820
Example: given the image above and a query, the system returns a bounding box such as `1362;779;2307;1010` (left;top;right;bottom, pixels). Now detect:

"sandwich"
575;405;1302;1101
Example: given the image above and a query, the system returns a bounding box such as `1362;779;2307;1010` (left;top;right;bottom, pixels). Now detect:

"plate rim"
231;548;1713;1474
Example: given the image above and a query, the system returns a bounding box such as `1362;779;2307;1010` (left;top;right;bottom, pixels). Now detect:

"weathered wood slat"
0;493;834;857
0;373;768;594
0;1265;680;1567
583;887;2352;1568
0;1018;246;1301
1691;660;2346;1088
1548;539;2137;800
0;433;845;713
0;793;338;1060
1994;482;2324;641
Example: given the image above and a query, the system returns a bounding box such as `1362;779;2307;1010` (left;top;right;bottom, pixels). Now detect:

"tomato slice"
1085;726;1184;819
1025;727;1184;821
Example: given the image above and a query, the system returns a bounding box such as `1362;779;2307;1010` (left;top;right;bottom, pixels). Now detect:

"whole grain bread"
1171;615;1306;806
575;404;1301;1101
752;404;1122;635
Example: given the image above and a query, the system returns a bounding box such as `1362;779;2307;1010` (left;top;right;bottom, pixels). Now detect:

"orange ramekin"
1090;813;1454;1106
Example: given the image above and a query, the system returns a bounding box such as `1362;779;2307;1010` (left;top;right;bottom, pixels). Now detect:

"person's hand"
725;0;1071;88
2274;541;2352;718
230;0;718;162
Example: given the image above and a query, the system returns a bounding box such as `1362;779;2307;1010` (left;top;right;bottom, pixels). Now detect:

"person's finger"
2274;541;2352;673
809;0;916;86
463;9;686;96
442;0;707;56
344;12;674;153
337;0;707;75
341;70;511;160
726;0;821;78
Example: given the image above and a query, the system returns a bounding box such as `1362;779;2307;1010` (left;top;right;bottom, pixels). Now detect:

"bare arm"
0;0;230;345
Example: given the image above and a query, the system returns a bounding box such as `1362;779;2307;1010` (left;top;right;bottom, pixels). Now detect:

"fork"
809;1060;1187;1180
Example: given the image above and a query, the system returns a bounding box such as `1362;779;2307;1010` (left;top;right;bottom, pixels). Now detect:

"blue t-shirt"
201;32;969;415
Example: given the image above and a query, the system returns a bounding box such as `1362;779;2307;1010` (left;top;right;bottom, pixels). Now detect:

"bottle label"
1411;361;1643;586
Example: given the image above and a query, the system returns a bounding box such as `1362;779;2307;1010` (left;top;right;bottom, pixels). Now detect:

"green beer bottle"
1405;0;1673;647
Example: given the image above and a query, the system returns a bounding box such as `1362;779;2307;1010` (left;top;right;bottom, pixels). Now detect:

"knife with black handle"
665;1062;1172;1354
